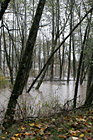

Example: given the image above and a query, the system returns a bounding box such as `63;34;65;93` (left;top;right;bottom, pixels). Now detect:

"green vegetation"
0;107;93;140
0;74;9;88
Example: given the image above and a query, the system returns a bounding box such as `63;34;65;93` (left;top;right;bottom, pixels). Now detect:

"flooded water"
0;80;87;122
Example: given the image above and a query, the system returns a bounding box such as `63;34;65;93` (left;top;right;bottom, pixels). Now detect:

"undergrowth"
0;107;93;140
0;74;9;88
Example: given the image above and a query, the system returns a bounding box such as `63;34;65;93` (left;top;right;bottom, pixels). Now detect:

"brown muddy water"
0;80;87;123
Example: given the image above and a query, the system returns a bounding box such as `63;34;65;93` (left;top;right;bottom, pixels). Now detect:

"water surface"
0;80;87;121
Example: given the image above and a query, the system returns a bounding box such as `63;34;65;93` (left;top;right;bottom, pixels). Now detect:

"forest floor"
0;106;93;140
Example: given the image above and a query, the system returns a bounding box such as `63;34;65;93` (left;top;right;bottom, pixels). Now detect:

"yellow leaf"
45;125;49;129
80;134;84;137
35;124;42;128
11;137;16;140
29;123;35;127
69;130;77;136
59;135;66;138
20;126;25;130
14;134;20;137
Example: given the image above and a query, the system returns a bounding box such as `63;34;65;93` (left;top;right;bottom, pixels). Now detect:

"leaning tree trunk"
73;23;89;108
35;65;48;90
3;0;46;129
67;0;73;83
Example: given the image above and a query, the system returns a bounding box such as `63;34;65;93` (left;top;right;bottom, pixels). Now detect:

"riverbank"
0;106;93;140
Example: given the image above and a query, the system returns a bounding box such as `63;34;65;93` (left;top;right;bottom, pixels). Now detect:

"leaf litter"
0;107;93;140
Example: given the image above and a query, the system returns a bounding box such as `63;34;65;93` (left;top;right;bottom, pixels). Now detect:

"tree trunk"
72;33;76;80
73;23;89;108
60;33;65;79
3;0;46;129
85;52;93;105
0;34;1;69
50;0;55;80
67;0;73;83
3;25;13;84
0;0;11;20
36;65;48;90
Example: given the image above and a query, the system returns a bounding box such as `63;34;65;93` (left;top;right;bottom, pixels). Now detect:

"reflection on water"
0;81;87;121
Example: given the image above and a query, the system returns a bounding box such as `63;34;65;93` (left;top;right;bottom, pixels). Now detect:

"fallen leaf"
35;124;42;128
70;119;73;122
69;130;77;136
5;132;8;134
11;137;16;140
59;135;66;138
46;132;51;135
34;128;39;133
45;125;49;129
25;132;31;136
29;123;35;127
84;122;89;126
40;128;45;131
20;126;25;130
1;137;5;139
37;138;41;140
44;136;47;139
85;136;92;140
14;134;20;137
79;134;84;137
58;128;63;132
39;128;45;135
71;136;78;140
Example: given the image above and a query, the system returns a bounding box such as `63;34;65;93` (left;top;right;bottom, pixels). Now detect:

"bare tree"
27;7;93;92
3;0;46;129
